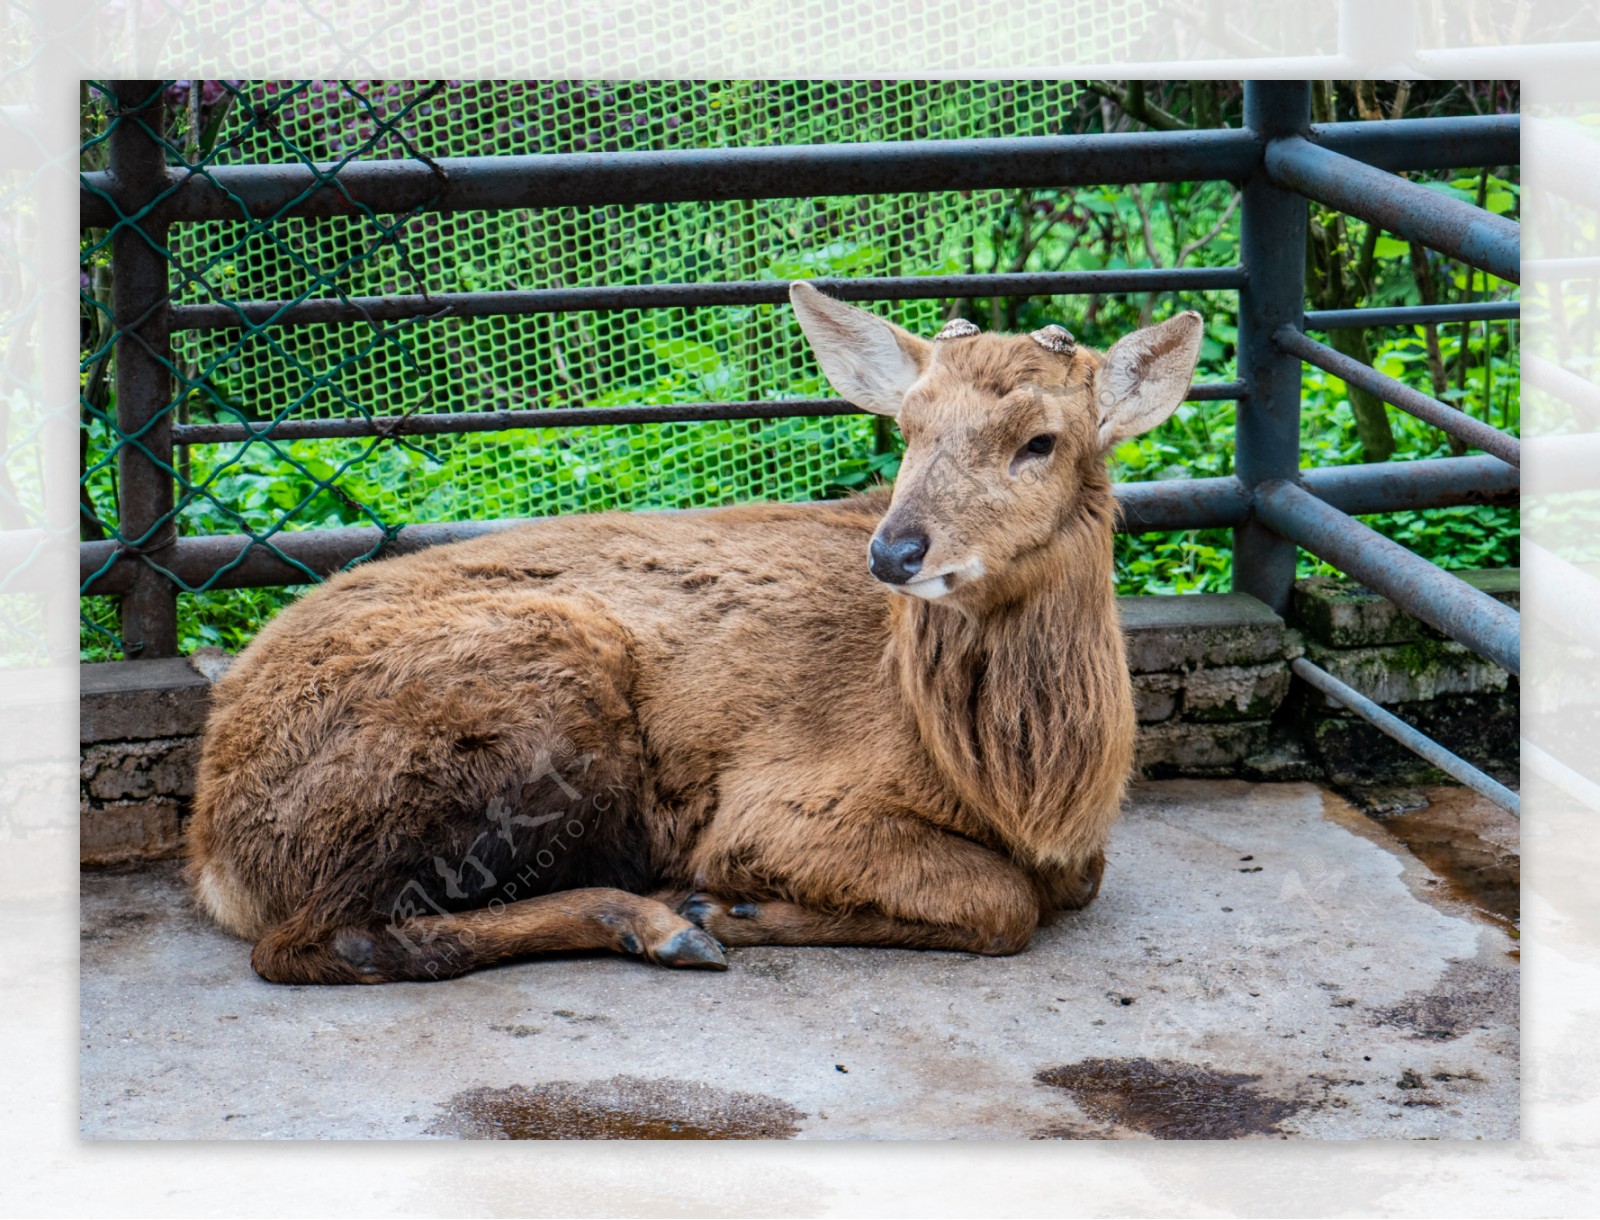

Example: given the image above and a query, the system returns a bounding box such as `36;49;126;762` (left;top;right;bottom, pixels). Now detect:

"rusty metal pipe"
167;381;1246;446
168;268;1251;332
80;456;1518;595
1292;658;1519;814
1253;478;1520;675
1264;134;1521;285
1276;326;1521;467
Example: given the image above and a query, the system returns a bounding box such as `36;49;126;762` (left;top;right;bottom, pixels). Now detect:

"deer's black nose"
869;533;929;585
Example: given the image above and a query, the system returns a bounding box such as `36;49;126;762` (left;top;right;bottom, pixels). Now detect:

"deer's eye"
1024;434;1055;456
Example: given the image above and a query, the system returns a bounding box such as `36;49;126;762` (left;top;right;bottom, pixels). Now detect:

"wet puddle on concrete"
1034;1058;1301;1139
1321;785;1520;937
1373;786;1519;931
430;1075;804;1140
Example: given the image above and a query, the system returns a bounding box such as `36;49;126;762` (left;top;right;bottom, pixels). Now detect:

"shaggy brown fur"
187;283;1202;983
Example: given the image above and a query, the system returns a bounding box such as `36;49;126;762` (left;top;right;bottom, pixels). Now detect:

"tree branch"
1174;189;1240;268
1083;80;1192;132
1131;186;1164;268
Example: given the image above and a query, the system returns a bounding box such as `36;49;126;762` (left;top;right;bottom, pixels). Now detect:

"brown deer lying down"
187;283;1202;983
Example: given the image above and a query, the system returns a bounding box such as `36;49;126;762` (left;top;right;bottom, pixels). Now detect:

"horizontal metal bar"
80;112;1527;232
1275;326;1520;467
1253;478;1521;676
81;127;1264;228
80;454;1518;594
169;381;1247;445
167;267;1251;332
1303;300;1520;330
1264;135;1520;285
1118;453;1517;534
1296;453;1517;515
1114;476;1250;534
175;400;854;444
1310;114;1519;173
1292;658;1519;815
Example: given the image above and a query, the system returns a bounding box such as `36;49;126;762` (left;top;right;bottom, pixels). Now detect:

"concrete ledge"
1132;673;1183;723
79;798;184;865
1184;662;1292;722
1136;720;1273;776
1305;639;1510;708
81;656;213;743
80;656;219;865
1294;569;1520;649
1120;593;1297;672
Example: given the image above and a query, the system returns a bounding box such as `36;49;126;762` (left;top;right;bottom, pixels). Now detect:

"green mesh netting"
89;79;1209;656
171;80;1094;519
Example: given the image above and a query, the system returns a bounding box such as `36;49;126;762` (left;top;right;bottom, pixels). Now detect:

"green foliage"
80;81;1520;658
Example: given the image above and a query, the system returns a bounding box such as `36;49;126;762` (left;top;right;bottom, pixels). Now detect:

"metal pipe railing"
1307;114;1520;172
1291;658;1519;814
1275;327;1521;467
167;268;1250;332
79;113;1525;230
1253;478;1521;676
165;381;1249;446
1264;135;1521;285
80;453;1518;596
106;81;179;659
1303;300;1519;330
82;127;1263;227
1231;81;1311;618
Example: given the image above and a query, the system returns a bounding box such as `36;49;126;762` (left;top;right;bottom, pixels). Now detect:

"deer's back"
189;494;905;927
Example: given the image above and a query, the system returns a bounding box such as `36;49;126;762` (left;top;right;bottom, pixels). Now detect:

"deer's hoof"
677;892;718;927
653;925;728;970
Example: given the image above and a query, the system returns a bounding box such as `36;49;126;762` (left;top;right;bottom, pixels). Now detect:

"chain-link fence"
87;79;1210;658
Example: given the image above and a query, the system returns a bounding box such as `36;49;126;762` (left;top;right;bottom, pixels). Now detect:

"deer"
186;282;1203;984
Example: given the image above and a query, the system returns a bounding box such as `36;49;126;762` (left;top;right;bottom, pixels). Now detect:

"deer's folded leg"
679;805;1042;955
251;887;726;984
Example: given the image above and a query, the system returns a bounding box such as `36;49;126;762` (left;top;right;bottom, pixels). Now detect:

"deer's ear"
1093;311;1204;450
790;281;930;418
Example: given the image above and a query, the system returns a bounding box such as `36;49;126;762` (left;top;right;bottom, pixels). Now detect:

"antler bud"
1029;324;1076;355
934;318;979;341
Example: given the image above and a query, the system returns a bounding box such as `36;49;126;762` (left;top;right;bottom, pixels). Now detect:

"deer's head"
790;281;1204;606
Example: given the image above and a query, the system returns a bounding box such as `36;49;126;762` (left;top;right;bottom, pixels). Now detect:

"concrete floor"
80;780;1518;1141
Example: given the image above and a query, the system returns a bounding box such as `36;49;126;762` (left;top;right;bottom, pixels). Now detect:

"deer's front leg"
673;803;1041;955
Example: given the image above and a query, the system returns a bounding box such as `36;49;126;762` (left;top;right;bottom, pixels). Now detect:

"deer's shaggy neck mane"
885;484;1133;866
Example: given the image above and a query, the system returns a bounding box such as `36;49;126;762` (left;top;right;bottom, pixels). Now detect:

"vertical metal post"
109;80;178;657
1233;80;1310;617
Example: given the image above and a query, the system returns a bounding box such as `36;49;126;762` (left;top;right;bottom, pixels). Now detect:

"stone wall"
79;577;1519;864
1290;570;1518;787
81;656;213;865
1126;572;1518;787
